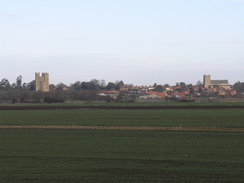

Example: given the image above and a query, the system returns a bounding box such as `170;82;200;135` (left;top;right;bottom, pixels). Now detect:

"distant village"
0;72;244;103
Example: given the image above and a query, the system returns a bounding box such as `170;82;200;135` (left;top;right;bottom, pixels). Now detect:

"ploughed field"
1;108;244;182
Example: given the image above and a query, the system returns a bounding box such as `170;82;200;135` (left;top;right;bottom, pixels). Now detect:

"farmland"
0;106;244;182
1;109;244;128
1;129;244;182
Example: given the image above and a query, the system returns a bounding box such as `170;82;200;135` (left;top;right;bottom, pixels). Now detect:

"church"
203;75;231;90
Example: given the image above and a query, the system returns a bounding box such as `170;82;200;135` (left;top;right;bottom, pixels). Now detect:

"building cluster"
95;75;237;100
102;84;237;100
35;72;238;100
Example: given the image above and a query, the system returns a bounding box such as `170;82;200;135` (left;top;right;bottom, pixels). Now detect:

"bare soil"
1;125;243;132
1;105;244;110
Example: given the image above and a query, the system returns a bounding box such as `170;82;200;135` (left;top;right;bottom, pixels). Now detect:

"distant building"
203;75;231;90
35;72;49;91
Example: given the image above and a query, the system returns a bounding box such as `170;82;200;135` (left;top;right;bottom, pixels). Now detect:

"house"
192;86;200;91
226;90;237;96
165;87;174;91
146;92;158;95
218;89;226;96
140;94;159;99
205;88;217;93
157;92;167;98
171;92;185;99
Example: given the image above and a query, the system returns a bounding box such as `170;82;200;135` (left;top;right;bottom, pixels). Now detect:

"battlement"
35;72;49;91
203;75;211;88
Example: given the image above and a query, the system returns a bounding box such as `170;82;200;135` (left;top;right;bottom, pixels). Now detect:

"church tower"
35;72;49;91
203;75;211;88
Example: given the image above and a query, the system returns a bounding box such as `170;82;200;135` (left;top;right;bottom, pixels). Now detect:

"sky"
1;0;244;86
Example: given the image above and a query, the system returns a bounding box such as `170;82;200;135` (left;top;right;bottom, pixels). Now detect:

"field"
0;106;244;182
1;130;244;182
1;109;244;128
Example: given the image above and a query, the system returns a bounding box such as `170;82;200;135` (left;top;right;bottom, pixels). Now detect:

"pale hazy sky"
1;0;244;86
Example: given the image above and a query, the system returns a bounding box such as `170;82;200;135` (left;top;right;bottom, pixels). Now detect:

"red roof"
146;92;158;95
157;93;167;96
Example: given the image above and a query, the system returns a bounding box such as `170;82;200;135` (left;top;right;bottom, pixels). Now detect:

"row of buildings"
99;75;237;100
102;84;237;100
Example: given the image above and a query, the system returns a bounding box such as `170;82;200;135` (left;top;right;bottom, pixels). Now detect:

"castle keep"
35;72;49;91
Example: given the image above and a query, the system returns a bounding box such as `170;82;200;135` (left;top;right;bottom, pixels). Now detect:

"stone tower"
35;72;49;91
203;75;211;88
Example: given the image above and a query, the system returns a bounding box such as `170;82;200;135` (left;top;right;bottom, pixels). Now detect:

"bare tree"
16;75;23;88
196;80;203;87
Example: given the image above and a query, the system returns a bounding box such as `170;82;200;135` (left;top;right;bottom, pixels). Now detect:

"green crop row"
1;109;244;127
0;129;243;182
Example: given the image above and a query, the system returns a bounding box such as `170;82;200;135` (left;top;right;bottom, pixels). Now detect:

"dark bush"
12;99;18;103
43;97;65;103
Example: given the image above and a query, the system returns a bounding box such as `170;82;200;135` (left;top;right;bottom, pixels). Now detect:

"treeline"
1;76;244;104
233;81;244;93
0;89;123;104
0;77;126;104
0;77;125;91
0;76;35;91
69;79;124;91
